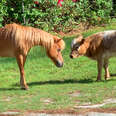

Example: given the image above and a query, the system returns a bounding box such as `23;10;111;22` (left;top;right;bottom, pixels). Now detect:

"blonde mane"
0;23;63;50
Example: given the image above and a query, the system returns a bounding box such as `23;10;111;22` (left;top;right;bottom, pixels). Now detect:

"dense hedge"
0;0;114;31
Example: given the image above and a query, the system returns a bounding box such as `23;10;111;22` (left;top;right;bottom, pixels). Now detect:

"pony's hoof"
21;86;29;90
96;79;101;82
105;77;110;80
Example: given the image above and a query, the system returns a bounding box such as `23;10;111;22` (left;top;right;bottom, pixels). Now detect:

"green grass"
0;23;116;112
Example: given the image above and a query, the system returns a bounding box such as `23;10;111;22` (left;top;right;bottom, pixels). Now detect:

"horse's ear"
53;36;62;43
53;36;65;50
57;39;62;43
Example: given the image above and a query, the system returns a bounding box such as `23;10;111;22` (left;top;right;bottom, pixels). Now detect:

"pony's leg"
16;54;28;90
97;58;104;81
103;59;110;80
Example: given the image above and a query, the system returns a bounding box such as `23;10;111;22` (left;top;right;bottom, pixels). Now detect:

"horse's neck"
29;28;54;49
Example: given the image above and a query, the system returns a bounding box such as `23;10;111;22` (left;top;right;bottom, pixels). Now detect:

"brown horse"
0;23;65;90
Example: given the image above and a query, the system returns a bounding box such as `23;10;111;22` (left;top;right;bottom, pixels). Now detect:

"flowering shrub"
57;0;63;7
72;0;80;2
0;0;114;31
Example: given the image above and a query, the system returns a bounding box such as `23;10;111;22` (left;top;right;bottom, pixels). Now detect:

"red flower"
34;1;39;5
72;0;80;2
57;0;63;7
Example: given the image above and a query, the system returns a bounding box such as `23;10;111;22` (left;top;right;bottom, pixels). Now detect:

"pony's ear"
73;35;83;44
77;36;84;45
71;35;84;48
77;35;83;42
81;39;85;44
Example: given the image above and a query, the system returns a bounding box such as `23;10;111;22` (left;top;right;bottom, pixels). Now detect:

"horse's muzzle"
56;60;63;67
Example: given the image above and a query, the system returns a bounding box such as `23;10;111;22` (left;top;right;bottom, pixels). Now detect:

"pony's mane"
0;23;65;50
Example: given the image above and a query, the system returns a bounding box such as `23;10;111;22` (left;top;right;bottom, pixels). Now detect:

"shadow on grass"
0;79;94;91
1;78;115;91
0;87;21;91
110;73;116;77
27;77;116;87
27;78;95;87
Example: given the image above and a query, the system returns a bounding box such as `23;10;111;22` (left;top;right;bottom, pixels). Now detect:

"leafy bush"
0;0;8;27
0;0;114;31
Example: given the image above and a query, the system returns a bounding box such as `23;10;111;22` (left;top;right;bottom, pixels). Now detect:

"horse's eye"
57;49;61;52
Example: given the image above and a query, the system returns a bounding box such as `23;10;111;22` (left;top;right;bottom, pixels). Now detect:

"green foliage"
0;0;114;31
0;0;8;27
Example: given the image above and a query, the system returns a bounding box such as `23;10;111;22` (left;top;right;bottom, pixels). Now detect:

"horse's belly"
0;48;15;57
0;40;15;57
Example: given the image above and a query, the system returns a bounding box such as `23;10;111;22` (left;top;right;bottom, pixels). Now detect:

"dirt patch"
0;108;116;116
74;99;116;109
25;108;116;114
68;91;81;97
57;23;96;37
40;98;54;105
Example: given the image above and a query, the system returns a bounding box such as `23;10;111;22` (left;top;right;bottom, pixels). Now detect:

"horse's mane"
0;23;65;50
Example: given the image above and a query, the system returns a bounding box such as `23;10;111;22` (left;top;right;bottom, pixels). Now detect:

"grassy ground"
0;23;116;112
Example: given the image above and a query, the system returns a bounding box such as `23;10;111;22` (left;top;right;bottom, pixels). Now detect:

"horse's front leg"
16;54;28;90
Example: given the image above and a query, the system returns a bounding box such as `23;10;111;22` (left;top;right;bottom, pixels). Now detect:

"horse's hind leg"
16;54;28;90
